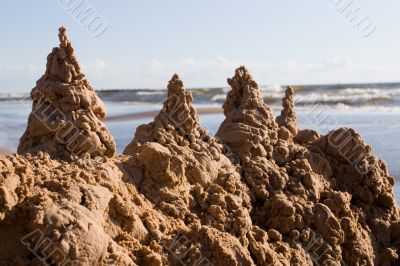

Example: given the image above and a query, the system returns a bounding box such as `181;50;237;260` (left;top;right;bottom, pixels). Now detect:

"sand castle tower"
18;27;116;160
216;66;280;161
276;86;299;138
221;66;277;126
124;73;221;158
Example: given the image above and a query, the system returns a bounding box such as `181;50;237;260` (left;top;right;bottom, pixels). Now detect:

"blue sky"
1;0;399;92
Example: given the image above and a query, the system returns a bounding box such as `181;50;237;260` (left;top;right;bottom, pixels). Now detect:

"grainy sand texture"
0;27;399;265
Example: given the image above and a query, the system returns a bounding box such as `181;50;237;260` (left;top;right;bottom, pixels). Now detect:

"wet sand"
104;107;223;122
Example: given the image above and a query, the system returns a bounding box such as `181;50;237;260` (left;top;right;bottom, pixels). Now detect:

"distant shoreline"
0;147;12;156
104;107;223;122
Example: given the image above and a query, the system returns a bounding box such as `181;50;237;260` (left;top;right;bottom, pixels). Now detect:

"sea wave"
0;92;30;101
291;86;400;107
1;83;400;108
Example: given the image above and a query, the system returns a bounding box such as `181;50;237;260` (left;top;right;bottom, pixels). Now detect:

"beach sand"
0;147;12;156
104;107;223;122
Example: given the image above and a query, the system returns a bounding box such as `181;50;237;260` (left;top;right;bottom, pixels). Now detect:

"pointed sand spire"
221;66;278;128
156;73;202;138
45;27;83;83
216;66;279;156
276;87;299;136
18;27;116;160
124;74;220;158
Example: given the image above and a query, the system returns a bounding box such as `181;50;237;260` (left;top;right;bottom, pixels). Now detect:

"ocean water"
4;82;400;108
0;83;399;202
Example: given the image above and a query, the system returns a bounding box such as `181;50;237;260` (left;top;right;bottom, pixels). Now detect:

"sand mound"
122;74;271;264
217;66;400;265
0;72;287;265
18;27;116;161
1;29;399;265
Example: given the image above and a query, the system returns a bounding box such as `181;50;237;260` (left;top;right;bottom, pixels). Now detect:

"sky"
0;0;399;92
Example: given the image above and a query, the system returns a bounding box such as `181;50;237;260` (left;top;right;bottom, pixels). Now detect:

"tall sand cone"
216;66;279;161
156;73;203;140
45;26;82;83
18;27;116;160
222;66;277;127
124;74;220;158
276;86;299;138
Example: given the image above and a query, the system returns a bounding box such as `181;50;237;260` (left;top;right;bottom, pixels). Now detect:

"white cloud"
97;56;398;88
82;59;108;72
1;56;399;91
0;65;42;92
180;58;195;66
0;65;40;71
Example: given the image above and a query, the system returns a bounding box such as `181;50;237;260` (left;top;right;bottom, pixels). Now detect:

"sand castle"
0;28;399;265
